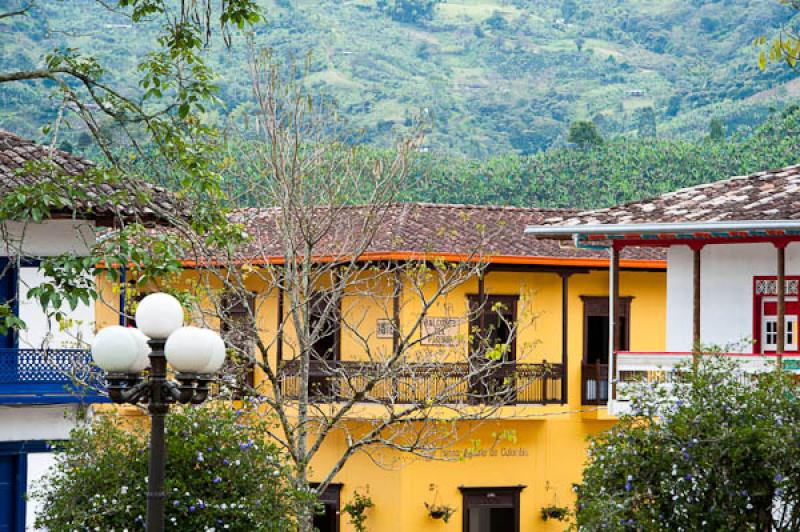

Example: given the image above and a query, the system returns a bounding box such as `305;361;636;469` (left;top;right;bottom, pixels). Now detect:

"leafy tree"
485;11;508;31
567;120;603;147
636;106;657;138
574;356;800;530
32;401;308;531
708;117;725;141
561;0;578;21
376;0;440;24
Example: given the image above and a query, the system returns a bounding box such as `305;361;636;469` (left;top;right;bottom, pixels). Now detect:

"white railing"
609;351;800;414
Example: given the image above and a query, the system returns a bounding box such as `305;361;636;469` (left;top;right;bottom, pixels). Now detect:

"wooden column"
560;272;571;405
276;282;284;366
691;244;703;350
609;245;620;402
777;243;787;357
478;270;486;332
392;269;401;355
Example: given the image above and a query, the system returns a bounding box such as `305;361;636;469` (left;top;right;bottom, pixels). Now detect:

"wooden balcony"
0;348;106;404
581;362;608;406
278;359;563;405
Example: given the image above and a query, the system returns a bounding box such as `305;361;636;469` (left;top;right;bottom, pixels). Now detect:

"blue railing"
0;348;107;404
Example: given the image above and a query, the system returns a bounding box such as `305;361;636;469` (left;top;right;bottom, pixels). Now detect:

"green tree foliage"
636;106;657;138
567;120;603;147
389;107;800;208
708;117;726;141
32;402;308;531
561;0;578;20
574;355;800;530
376;0;440;24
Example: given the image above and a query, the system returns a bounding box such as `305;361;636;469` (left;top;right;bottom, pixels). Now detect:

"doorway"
460;486;523;532
312;483;341;532
581;296;631;364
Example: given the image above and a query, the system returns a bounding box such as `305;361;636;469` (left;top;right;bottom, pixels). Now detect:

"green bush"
32;401;308;531
574;355;800;530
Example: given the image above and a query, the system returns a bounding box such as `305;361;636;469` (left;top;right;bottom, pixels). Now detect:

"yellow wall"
95;266;666;531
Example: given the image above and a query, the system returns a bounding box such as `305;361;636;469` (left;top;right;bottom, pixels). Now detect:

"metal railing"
0;348;105;404
278;359;563;405
581;362;608;405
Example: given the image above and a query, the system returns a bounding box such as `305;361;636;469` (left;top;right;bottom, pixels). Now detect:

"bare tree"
107;53;558;531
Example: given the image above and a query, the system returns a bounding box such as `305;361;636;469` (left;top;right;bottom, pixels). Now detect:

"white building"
526;164;800;414
0;130;169;530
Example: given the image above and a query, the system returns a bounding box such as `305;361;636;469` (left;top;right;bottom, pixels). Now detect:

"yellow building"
97;203;666;532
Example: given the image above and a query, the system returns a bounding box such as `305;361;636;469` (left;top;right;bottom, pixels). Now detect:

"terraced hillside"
1;0;798;156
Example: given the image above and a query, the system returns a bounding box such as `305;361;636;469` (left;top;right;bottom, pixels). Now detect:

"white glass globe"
164;326;213;373
199;329;227;374
134;293;184;339
127;328;152;373
91;325;139;372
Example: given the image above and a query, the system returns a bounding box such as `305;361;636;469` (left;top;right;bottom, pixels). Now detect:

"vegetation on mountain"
3;0;799;157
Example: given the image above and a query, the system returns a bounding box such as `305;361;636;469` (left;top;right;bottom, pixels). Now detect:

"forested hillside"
1;0;798;157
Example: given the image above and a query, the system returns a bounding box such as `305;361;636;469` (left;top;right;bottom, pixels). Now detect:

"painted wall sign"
421;317;460;346
376;319;394;339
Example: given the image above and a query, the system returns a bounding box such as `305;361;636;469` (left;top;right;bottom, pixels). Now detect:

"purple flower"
223;459;230;465
776;488;785;497
173;500;180;507
685;474;693;481
775;473;784;482
189;505;196;512
199;502;206;509
213;476;222;484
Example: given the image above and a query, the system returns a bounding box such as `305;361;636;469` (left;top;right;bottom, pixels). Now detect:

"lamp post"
91;292;226;532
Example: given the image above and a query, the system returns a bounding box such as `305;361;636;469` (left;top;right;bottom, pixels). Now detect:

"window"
581;296;632;365
460;486;523;532
761;316;797;352
220;292;257;395
308;292;340;398
468;295;518;403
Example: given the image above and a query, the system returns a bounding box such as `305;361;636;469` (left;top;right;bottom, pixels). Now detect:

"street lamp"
91;292;226;532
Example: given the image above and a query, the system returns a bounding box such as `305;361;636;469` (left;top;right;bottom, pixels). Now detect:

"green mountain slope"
1;0;798;157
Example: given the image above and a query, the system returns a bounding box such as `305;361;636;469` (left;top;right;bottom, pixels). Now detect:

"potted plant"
425;502;456;523
540;504;569;521
343;489;374;532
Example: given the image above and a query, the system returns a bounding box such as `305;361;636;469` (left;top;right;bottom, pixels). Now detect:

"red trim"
612;236;800;248
752;276;800;355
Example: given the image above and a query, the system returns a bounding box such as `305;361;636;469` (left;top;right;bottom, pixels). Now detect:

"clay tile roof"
538;164;800;227
0;129;179;224
231;203;664;264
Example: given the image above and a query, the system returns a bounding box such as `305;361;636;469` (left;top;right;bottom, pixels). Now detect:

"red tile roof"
537;164;800;227
231;203;665;266
0;130;178;224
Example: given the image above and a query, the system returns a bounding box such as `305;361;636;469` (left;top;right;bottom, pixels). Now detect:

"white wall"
0;405;82;442
0;220;95;257
666;243;800;352
26;452;56;531
17;267;95;349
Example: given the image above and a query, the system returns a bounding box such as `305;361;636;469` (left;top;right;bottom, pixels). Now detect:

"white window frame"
761;296;798;352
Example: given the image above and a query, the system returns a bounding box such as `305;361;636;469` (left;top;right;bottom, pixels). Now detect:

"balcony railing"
612;351;798;405
0;348;106;404
278;359;563;405
581;362;608;405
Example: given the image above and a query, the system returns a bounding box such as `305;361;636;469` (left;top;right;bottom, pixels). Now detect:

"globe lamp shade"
127;328;152;373
134;292;184;339
199;329;227;374
164;326;213;373
91;326;140;373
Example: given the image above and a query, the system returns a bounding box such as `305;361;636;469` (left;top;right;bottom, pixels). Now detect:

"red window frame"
752;276;800;354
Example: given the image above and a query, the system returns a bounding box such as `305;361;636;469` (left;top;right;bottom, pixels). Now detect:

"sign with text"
421;317;460;346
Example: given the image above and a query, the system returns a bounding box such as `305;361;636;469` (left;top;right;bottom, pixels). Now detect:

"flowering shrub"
574;355;800;530
32;401;309;531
